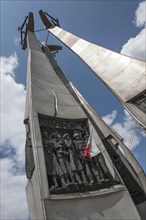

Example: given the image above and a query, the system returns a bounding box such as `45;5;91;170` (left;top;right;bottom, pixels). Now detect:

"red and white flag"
84;135;100;158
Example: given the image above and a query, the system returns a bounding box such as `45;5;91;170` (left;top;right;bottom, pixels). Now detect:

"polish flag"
84;135;100;158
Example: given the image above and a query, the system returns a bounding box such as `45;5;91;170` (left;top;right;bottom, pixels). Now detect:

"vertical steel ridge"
21;12;34;50
27;12;34;32
39;10;53;29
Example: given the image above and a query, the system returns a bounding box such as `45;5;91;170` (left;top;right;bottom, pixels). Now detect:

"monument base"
26;172;141;220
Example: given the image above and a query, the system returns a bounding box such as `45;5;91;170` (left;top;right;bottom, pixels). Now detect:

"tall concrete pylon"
20;12;146;220
39;10;146;131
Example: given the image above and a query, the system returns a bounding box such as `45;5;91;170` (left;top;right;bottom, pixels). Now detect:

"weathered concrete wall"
44;188;141;220
45;25;146;130
48;26;145;102
25;30;142;220
26;170;45;220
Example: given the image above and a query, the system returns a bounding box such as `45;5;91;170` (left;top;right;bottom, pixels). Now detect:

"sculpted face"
63;133;71;146
73;131;82;140
84;135;89;143
56;133;62;140
43;131;48;138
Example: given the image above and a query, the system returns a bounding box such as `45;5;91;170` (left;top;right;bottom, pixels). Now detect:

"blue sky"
0;1;146;219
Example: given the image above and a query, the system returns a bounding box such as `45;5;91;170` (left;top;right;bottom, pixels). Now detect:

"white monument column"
39;10;146;131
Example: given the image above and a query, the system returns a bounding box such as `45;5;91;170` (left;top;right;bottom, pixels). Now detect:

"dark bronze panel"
25;120;35;179
39;114;115;194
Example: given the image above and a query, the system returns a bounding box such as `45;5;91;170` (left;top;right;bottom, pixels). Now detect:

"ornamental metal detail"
39;114;115;194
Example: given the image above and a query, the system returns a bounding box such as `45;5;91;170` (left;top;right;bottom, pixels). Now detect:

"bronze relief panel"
39;114;115;194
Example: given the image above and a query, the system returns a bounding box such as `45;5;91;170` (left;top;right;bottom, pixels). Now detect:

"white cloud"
1;158;28;220
41;41;46;45
121;28;145;61
1;54;26;163
0;54;29;219
112;111;140;150
134;1;146;28
14;37;21;47
102;110;142;151
1;53;18;77
121;1;146;61
102;110;117;126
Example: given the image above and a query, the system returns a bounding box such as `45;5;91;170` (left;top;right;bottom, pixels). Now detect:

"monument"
19;12;146;220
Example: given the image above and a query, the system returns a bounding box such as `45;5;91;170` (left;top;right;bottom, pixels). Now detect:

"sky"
0;0;146;219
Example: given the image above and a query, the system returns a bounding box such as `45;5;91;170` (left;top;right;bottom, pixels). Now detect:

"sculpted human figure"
73;131;93;184
47;132;69;187
73;131;94;184
63;133;82;184
42;131;60;188
83;134;111;184
53;132;74;185
83;134;104;183
94;153;112;182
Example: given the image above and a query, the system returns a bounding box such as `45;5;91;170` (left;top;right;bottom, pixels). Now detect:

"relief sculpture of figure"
42;131;60;189
83;134;104;184
83;134;112;185
52;132;75;186
94;153;113;183
63;133;83;184
73;131;94;185
47;132;72;188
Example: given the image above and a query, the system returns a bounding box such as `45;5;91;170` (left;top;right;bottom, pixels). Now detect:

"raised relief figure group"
42;129;112;194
